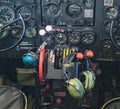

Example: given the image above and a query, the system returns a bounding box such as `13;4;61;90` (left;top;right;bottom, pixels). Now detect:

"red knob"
56;98;62;105
76;53;84;60
85;50;94;58
45;84;50;90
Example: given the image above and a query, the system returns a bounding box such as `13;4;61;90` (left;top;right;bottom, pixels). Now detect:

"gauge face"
84;0;93;8
101;39;112;56
104;22;110;33
11;25;22;38
66;4;83;18
105;7;119;20
0;28;9;39
18;7;31;21
81;32;95;44
69;32;80;44
0;6;14;24
25;27;36;38
46;3;60;17
103;40;111;49
104;21;118;33
0;23;9;39
115;36;120;46
55;33;66;44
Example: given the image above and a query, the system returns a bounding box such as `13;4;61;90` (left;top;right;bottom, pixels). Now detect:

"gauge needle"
5;16;9;22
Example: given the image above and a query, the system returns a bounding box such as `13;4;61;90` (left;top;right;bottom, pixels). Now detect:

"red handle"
39;47;46;83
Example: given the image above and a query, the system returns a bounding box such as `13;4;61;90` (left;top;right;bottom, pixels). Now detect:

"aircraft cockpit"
0;0;120;109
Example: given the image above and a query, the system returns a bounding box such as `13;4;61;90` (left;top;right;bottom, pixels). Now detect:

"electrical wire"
0;13;25;52
101;97;120;109
110;20;120;49
21;91;28;109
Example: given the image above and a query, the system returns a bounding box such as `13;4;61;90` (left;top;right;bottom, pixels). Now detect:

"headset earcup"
66;78;85;100
80;70;95;92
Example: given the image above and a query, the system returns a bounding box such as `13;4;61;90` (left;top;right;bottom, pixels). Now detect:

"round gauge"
115;36;120;46
25;27;36;38
69;32;80;44
81;32;95;45
104;21;118;33
105;7;119;20
66;4;83;18
27;19;36;26
11;25;23;38
18;7;31;21
0;23;9;39
55;33;66;44
0;29;9;39
103;40;111;49
46;3;60;18
104;22;110;33
101;39;112;55
84;0;93;8
0;6;14;24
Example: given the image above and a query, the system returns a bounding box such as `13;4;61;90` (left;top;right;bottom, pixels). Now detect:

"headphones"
80;70;95;92
66;78;85;100
63;53;95;100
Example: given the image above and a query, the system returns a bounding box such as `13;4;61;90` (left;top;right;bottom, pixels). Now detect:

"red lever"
39;47;46;83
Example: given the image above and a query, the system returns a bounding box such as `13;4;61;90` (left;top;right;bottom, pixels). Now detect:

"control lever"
63;66;70;80
22;31;53;66
22;41;47;67
35;41;48;58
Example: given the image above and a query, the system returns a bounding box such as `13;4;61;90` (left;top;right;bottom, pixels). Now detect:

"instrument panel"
0;0;120;61
41;0;95;26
